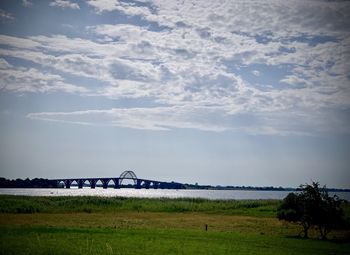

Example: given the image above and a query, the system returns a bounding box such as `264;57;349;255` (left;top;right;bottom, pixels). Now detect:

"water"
1;188;350;200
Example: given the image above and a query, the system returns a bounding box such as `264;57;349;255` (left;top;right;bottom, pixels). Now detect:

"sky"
0;0;350;188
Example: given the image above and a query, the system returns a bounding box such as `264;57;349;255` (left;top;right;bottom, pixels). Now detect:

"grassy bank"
0;195;280;217
0;195;349;255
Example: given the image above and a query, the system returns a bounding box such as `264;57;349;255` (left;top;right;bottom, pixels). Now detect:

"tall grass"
0;195;280;217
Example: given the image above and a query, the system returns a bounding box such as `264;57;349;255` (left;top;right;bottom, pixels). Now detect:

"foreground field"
0;196;349;255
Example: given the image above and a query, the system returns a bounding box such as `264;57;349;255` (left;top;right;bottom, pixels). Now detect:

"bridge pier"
159;182;165;189
101;178;110;189
64;180;71;189
136;179;142;189
77;179;84;189
153;182;159;189
112;178;120;189
89;179;97;189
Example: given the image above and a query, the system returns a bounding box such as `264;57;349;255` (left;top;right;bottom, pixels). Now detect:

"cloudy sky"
0;0;349;188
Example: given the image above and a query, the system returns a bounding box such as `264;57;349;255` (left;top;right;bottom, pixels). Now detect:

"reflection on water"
1;188;350;201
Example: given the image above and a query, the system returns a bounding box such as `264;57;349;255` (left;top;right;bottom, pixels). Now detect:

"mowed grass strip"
1;211;348;239
0;212;298;235
1;225;350;255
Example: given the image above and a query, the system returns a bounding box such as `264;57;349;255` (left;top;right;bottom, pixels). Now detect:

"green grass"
0;195;349;255
1;225;350;255
0;195;280;217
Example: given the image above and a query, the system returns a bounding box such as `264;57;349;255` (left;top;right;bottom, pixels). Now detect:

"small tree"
313;189;344;239
277;192;311;238
277;182;344;239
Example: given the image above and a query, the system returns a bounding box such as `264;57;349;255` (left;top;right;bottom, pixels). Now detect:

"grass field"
0;195;349;254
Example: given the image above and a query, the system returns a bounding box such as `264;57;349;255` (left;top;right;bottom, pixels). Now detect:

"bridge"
52;171;184;189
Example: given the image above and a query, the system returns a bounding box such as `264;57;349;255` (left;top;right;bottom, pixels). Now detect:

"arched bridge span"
53;171;184;189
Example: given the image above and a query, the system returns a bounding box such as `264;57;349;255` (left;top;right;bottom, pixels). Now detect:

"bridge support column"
136;179;142;189
64;180;71;189
101;179;110;189
78;179;84;189
56;180;63;188
153;182;159;189
89;179;97;189
112;178;120;189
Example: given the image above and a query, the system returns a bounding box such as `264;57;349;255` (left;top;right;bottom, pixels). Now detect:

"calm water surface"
1;188;350;200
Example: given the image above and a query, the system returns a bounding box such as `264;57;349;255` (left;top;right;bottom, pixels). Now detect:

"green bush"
277;182;345;239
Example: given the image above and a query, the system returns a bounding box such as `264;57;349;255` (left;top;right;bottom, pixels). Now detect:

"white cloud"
27;106;228;132
87;0;350;37
0;9;14;22
49;0;80;10
1;0;350;135
0;58;12;68
86;0;119;13
22;0;32;7
26;105;350;136
252;70;260;77
86;0;152;17
0;58;88;94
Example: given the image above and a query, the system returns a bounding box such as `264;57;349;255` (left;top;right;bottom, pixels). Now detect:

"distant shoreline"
1;187;350;193
1;177;350;192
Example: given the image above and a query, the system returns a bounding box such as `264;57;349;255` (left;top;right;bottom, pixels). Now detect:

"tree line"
0;177;58;188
